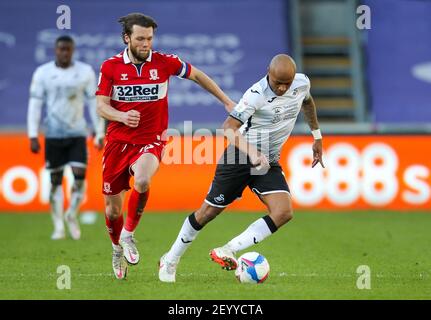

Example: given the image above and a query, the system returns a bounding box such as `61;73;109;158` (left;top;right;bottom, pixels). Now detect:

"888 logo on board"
287;142;430;207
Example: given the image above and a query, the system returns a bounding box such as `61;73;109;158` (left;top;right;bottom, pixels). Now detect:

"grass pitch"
0;211;430;300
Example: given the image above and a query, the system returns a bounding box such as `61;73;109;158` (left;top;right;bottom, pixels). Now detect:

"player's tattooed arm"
301;94;320;131
302;94;324;168
96;95;140;128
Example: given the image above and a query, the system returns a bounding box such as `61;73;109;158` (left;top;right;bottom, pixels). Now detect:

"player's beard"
129;44;149;63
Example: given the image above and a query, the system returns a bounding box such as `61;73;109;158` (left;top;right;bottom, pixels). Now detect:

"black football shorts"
205;146;290;207
45;137;88;170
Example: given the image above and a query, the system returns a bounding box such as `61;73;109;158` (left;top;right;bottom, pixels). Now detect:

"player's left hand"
312;139;325;168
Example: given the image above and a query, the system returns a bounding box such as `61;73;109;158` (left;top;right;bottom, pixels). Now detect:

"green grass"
0;211;430;299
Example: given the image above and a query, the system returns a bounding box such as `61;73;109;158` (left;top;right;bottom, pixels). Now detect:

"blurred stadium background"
0;0;430;299
0;0;429;213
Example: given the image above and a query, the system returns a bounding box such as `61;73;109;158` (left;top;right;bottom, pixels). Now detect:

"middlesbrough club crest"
103;182;112;194
149;69;159;80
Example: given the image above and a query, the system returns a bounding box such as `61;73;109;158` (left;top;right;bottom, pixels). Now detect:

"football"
235;252;270;284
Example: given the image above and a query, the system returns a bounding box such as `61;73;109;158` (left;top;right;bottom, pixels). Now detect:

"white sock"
166;213;202;262
226;216;277;253
120;228;133;239
112;243;122;251
50;185;64;231
66;180;85;218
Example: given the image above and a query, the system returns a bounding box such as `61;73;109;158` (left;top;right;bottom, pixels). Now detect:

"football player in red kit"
96;13;235;279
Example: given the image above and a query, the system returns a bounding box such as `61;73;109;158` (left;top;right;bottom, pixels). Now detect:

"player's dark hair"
55;35;74;46
118;13;158;44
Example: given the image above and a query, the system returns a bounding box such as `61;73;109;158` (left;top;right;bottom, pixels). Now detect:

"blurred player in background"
159;54;324;282
96;13;235;279
27;35;105;241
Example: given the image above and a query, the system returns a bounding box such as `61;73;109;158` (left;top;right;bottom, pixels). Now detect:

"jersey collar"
264;75;297;97
122;48;153;64
264;75;277;97
54;60;75;69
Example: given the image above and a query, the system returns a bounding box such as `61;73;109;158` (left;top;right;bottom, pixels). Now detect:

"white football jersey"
230;74;311;163
29;61;97;138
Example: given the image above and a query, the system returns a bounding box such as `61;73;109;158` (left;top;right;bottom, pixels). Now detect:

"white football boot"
120;235;140;265
51;215;65;240
210;246;238;271
112;247;128;279
158;253;179;283
64;210;81;240
51;228;65;240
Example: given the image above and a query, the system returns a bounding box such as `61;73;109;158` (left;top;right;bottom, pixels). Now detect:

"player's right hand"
30;138;40;154
122;110;140;128
249;151;270;171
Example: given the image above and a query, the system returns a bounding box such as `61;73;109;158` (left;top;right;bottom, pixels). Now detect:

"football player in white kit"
159;54;325;282
27;35;105;240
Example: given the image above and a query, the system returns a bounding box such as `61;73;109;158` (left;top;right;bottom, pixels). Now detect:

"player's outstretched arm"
223;116;269;170
96;95;140;128
301;95;324;168
188;66;236;112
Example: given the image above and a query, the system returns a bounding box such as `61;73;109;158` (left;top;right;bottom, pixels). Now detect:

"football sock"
65;179;85;218
49;185;64;231
120;228;133;239
105;213;124;245
124;189;149;233
226;216;278;253
112;243;122;252
166;212;202;261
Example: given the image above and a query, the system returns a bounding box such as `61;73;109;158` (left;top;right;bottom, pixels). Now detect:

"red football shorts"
102;140;165;195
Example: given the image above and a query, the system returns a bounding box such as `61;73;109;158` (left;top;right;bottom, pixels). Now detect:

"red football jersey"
96;48;191;144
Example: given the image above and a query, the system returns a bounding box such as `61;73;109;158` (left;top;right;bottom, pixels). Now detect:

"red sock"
105;213;124;245
125;189;149;232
